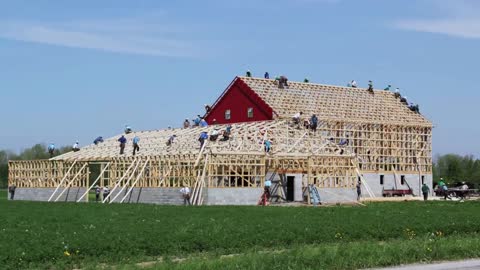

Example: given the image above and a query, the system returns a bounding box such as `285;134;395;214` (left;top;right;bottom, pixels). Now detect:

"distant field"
1;200;480;269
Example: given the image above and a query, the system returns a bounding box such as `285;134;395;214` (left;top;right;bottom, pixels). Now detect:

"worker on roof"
279;75;289;88
183;118;190;129
125;125;132;134
310;114;318;132
304;78;309;83
264;139;272;153
292;112;303;125
246;70;252;77
400;95;408;104
350;80;357;88
132;136;140;155
193;115;201;127
47;143;55;157
367;80;374;93
118;135;127;155
204;104;211;113
93;136;104;145
199;131;208;148
264;72;269;79
209;128;220;141
72;141;80;152
166;135;176;146
200;119;208;127
384;84;391;91
394;88;401;98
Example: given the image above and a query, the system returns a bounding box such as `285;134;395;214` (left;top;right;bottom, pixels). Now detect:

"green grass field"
1;198;480;269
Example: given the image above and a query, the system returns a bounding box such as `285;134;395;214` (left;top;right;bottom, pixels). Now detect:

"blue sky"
0;0;478;156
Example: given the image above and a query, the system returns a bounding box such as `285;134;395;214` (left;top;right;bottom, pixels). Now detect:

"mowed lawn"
1;197;480;270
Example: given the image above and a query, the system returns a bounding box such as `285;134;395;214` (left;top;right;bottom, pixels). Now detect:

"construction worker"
246;70;252;77
264;139;272;153
47;143;55;158
8;184;16;200
384;84;391;91
279;75;289;88
310;114;318;132
125;125;132;134
264;72;270;79
292;112;303;125
356;181;362;201
367;80;374;93
132;136;140;155
166;135;176;146
351;80;357;88
95;185;101;202
180;185;191;205
93;136;104;145
422;183;430;201
183;118;190;128
199;131;208;148
72;141;80;152
103;186;110;202
193;115;201;127
209;128;220;141
394;88;401;98
304;78;309;83
200;119;208;127
118;135;127;155
204;104;211;113
400;96;408;104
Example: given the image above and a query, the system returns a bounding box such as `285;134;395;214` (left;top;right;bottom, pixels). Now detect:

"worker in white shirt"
351;80;357;88
292;112;303;125
72;141;80;152
180;185;191;205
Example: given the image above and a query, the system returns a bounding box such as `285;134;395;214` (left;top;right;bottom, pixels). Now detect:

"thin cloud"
394;0;480;39
0;20;196;57
395;19;480;39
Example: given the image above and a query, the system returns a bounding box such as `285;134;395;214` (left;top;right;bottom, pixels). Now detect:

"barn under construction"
8;76;433;205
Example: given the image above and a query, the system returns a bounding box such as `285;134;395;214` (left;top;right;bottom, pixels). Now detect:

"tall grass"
1;200;480;269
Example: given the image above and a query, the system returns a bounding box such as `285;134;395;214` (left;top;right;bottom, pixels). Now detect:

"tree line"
0;144;71;188
0;144;479;188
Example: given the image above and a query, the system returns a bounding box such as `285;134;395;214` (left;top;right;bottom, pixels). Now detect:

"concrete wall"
362;173;433;197
8;188;87;202
205;187;263;205
109;187;185;205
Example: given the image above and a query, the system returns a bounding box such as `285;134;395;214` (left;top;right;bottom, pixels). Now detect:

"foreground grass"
1;200;480;269
144;235;480;270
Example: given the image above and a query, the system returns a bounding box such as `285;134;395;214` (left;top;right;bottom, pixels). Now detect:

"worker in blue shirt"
118;135;127;155
193;115;201;127
200;119;208;127
132;136;140;155
93;136;104;145
47;143;55;157
199;132;208;148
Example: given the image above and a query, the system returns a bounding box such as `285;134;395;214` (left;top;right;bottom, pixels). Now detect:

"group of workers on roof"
247;70;422;114
46;71;422;157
